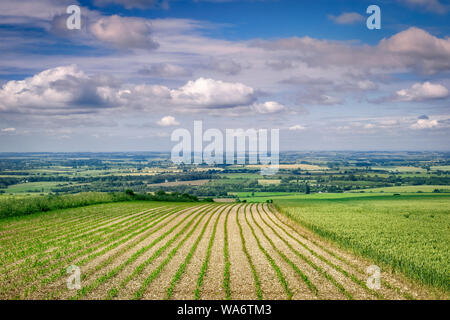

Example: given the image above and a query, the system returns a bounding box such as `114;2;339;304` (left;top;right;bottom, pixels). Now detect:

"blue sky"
0;0;449;151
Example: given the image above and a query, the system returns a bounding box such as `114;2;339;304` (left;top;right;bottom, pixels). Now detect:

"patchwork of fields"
0;201;443;300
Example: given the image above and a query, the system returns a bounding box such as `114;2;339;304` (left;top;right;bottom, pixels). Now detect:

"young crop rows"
0;201;438;299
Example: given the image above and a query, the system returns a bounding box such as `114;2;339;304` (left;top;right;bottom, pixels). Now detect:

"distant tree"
155;190;166;196
305;184;311;194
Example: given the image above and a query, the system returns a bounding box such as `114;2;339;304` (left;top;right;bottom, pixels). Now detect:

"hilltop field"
0;196;448;300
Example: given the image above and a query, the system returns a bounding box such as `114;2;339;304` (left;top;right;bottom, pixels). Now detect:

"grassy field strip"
0;206;181;298
243;204;293;300
111;205;222;300
249;204;318;298
269;205;419;300
235;204;263;300
0;205;170;279
275;197;450;294
255;204;353;299
265;205;400;299
268;205;405;298
268;206;415;300
69;204;215;300
133;205;220;300
167;205;230;300
0;204;165;265
265;205;381;298
258;204;354;299
34;204;203;300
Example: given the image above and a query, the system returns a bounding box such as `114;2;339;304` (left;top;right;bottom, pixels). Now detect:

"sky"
0;0;449;152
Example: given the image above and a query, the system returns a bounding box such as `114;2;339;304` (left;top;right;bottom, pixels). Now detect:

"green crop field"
0;199;445;300
275;193;450;292
352;185;450;193
5;182;66;194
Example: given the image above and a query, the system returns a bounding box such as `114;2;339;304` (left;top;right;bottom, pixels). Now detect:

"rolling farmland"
0;201;444;300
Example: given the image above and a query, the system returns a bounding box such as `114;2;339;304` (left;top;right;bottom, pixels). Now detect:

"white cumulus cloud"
90;15;159;49
252;101;286;114
0;65;127;116
157;115;179;126
411;119;439;129
0;66;286;118
289;125;306;131
395;82;449;101
170;77;256;108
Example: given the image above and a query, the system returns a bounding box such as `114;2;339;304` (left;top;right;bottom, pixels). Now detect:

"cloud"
93;0;169;9
411;119;439;129
0;65;121;114
289;125;305;131
138;63;191;77
0;66;278;117
328;12;364;24
157;115;179;126
208;58;242;75
357;80;377;91
395;82;448;101
90;15;159;49
266;60;294;70
1;127;16;132
253;27;450;75
378;27;450;74
397;0;449;14
298;88;344;106
252;101;286;114
0;0;72;21
169;77;256;108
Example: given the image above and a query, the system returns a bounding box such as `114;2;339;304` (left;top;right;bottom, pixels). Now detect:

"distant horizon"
0;150;449;154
